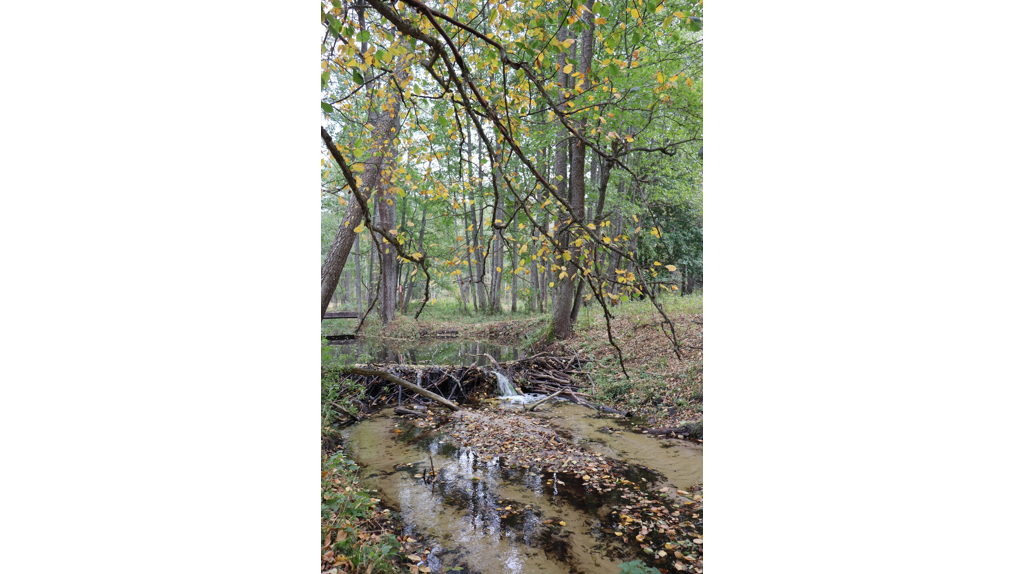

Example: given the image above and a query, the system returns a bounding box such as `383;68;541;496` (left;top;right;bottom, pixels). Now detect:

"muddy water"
345;406;702;573
534;404;703;504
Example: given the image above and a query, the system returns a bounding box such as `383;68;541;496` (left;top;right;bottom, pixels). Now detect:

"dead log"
395;407;427;418
344;366;461;411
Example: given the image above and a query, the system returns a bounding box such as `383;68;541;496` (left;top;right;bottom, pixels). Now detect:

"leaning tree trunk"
320;43;409;320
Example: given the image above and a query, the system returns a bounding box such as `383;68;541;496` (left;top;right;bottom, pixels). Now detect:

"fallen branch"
344;366;461;411
525;388;565;412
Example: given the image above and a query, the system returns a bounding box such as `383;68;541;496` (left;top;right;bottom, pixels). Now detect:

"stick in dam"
343;366;462;411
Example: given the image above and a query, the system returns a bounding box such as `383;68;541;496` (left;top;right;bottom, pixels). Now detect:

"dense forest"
321;0;702;352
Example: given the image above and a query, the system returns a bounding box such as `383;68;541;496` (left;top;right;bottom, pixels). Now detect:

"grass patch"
321;450;404;573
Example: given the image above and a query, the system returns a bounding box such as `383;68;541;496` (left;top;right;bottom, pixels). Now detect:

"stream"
344;402;702;573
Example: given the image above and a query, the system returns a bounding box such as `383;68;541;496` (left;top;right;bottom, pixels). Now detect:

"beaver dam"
323;350;703;574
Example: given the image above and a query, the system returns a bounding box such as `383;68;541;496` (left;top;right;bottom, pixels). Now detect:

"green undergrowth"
321;355;405;573
321;450;403;574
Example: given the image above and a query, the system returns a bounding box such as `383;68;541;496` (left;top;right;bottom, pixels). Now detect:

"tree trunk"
320;43;409;320
550;3;594;339
487;163;504;314
377;190;397;324
473;140;489;313
548;25;571;338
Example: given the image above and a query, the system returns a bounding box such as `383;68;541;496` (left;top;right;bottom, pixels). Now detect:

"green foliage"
321;451;403;573
603;380;633;399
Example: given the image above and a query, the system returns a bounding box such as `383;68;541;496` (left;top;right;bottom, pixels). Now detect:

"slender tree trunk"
551;3;594;339
402;205;427;313
548;26;570;336
487;163;504;314
474;147;488;313
377;190;397;324
367;235;376;309
354;232;363;316
511;258;518;313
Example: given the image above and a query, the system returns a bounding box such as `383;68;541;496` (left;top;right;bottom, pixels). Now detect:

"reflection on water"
348;412;648;574
325;338;527;366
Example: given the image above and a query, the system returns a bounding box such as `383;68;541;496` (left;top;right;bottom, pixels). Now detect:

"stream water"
344;403;702;573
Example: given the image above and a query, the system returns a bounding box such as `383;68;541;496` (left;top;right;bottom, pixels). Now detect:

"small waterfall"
494;371;519;397
416;370;423;387
494;369;550;407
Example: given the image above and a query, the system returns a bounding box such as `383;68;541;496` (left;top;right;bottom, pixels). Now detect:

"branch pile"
325;352;592;409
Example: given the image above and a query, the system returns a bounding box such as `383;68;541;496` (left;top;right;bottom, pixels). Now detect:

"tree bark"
320;43;409;320
487;162;504;314
354;232;363;316
551;3;594;339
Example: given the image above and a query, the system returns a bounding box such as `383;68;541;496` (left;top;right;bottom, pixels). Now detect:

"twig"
525;388;565;412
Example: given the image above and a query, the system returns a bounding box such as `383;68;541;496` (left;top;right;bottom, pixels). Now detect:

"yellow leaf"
559;521;566;526
686;77;694;87
587;223;596;230
563;64;573;74
665;264;677;271
354;223;365;233
630;8;639;18
657;71;665;84
496;266;502;272
549;282;555;288
654;261;662;266
673;11;686;18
